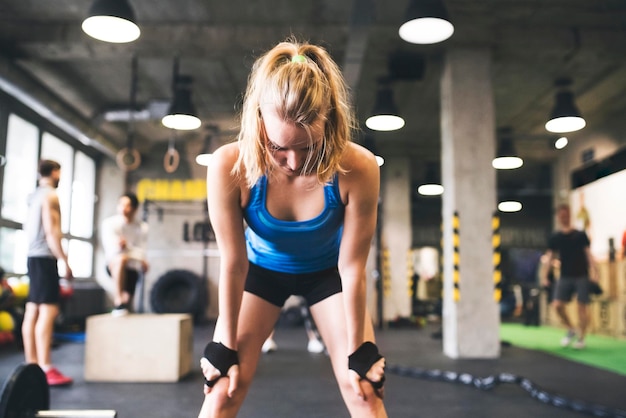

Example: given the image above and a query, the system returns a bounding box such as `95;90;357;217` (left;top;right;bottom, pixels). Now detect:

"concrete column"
440;48;500;358
380;156;412;321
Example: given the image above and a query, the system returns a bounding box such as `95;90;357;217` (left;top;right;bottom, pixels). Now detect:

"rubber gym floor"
1;321;625;418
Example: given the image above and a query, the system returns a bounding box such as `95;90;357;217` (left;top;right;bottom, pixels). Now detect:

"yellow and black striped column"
453;211;460;302
440;223;444;301
381;248;392;298
492;212;502;302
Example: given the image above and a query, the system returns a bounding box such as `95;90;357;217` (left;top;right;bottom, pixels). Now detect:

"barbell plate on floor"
0;363;49;418
36;411;117;417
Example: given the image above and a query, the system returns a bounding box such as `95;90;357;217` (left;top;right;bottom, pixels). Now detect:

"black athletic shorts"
106;266;140;294
27;257;60;304
245;262;342;308
553;276;591;304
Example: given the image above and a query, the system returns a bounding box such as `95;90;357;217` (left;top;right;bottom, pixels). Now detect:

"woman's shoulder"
212;141;240;161
340;142;378;173
207;142;250;198
209;142;240;173
336;142;379;200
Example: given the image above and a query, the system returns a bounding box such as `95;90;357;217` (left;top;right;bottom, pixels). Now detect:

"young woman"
199;39;387;418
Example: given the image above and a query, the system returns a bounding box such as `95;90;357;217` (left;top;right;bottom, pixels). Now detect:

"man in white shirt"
101;192;149;316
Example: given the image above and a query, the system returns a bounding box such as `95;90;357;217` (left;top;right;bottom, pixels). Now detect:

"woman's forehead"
261;105;324;145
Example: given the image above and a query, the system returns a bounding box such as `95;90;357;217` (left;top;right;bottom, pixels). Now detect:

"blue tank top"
243;174;345;273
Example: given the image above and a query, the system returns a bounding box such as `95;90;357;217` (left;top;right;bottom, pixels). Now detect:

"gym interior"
1;1;626;417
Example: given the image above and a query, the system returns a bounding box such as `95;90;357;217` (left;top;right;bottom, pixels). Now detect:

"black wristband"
203;342;239;376
348;341;383;379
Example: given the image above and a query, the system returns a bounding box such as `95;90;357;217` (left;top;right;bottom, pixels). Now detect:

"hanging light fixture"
399;0;454;45
498;201;522;213
82;0;140;43
417;163;444;196
162;58;201;131
545;78;586;133
554;136;568;149
366;80;405;131
196;153;213;166
162;75;202;130
492;128;523;170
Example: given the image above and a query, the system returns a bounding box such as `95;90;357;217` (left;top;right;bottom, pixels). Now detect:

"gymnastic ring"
163;147;180;173
116;147;141;171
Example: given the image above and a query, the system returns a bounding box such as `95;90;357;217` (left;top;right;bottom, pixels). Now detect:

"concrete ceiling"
2;0;626;196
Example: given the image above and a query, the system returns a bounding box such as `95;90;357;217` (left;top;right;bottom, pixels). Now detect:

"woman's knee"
206;377;251;412
338;378;384;416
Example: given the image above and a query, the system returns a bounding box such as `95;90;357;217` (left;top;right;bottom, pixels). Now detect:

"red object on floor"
45;367;73;386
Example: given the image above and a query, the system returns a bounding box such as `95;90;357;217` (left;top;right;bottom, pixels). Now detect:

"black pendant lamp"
417;163;444;196
82;0;140;43
492;128;523;170
162;58;201;131
545;78;586;133
365;80;405;131
162;76;202;130
399;0;454;44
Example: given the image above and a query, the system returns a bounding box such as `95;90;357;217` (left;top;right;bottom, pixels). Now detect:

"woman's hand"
348;342;386;400
200;342;240;397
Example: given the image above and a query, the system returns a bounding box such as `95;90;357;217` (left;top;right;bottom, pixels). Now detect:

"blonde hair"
233;39;355;188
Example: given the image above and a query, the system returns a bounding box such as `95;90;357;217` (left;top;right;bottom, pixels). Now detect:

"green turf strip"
500;322;626;376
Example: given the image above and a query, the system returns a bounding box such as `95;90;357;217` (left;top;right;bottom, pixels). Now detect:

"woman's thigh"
234;292;282;381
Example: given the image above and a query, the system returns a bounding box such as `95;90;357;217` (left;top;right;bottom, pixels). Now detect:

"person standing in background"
540;203;598;349
101;192;149;316
22;159;73;386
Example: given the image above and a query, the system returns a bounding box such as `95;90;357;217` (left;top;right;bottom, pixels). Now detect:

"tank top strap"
325;173;342;208
248;175;267;208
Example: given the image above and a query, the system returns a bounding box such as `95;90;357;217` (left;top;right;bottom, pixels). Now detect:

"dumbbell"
0;363;117;418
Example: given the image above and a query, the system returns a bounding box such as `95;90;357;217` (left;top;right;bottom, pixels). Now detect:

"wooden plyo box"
85;313;193;382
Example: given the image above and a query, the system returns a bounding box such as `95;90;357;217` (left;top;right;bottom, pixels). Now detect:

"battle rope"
387;364;626;418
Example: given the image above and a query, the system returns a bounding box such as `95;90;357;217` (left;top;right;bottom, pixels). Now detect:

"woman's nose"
285;151;300;170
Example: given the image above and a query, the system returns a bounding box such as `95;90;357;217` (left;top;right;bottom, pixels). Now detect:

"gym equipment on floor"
388;364;626;418
0;363;117;418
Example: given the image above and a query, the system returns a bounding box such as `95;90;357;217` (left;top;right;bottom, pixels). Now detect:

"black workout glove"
348;341;385;389
202;342;239;387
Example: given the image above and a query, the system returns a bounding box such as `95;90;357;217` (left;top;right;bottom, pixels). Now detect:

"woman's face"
260;105;324;176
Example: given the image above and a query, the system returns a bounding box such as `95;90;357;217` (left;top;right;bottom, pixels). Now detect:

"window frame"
0;92;100;279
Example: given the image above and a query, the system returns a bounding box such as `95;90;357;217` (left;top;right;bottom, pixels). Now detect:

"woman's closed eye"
267;139;313;152
267;141;283;152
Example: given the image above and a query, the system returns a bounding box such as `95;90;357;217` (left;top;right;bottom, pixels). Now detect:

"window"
68;239;93;278
1;114;39;223
41;132;73;233
0;227;27;274
0;112;97;279
70;151;96;238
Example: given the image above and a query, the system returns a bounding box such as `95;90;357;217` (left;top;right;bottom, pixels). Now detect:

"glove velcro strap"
348;341;382;379
203;342;239;376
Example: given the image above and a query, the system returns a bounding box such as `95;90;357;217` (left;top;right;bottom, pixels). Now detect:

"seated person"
101;192;148;316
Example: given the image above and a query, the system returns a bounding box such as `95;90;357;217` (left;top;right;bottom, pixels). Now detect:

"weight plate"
0;363;49;418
